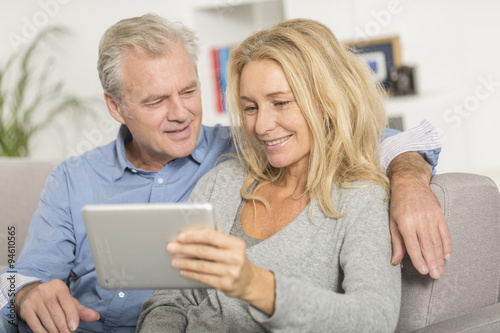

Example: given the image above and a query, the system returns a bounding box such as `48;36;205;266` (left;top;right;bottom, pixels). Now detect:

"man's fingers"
44;295;74;332
419;227;444;279
389;220;406;265
23;307;49;333
400;220;448;279
56;292;82;331
34;305;62;333
15;279;98;332
75;298;100;322
25;298;98;333
401;229;429;275
439;218;453;260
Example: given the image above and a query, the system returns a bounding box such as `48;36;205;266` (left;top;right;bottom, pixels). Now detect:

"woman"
137;18;401;332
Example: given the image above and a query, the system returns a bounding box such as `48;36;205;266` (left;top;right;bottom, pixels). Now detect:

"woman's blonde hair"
227;18;389;218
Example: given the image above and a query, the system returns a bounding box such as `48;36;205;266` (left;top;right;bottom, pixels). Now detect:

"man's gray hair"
98;13;200;103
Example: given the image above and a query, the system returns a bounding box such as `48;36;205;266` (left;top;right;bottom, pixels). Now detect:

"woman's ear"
104;92;126;124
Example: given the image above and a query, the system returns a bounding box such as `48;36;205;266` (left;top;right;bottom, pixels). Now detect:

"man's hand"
388;152;452;279
14;279;99;333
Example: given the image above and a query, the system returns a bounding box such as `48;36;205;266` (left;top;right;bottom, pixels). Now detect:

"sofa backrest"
397;173;500;331
0;158;58;271
1;158;499;330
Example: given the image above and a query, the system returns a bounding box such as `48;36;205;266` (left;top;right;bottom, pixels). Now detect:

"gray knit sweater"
136;159;401;332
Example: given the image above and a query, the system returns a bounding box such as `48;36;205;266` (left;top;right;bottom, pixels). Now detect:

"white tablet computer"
82;203;216;290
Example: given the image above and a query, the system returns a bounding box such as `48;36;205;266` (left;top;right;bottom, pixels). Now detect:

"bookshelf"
193;0;285;125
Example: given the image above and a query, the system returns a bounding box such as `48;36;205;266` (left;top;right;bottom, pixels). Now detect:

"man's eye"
147;100;163;107
182;90;196;96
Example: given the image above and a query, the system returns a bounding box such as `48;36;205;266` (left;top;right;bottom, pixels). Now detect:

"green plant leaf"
0;25;97;157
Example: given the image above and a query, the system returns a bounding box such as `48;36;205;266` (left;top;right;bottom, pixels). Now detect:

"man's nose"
166;95;189;122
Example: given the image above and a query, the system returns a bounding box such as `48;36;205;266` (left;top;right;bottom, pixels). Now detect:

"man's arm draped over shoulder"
380;120;451;279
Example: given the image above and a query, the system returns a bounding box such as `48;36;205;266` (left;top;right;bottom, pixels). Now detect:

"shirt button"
131;169;137;173
157;178;164;184
118;291;125;298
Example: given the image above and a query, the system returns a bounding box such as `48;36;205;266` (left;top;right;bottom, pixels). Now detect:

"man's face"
107;42;202;169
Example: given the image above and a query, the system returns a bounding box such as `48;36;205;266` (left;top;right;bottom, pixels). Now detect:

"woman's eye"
274;101;290;108
244;106;257;113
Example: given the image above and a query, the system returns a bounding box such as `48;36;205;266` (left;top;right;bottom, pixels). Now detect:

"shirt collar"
112;125;134;181
191;125;209;164
112;125;209;181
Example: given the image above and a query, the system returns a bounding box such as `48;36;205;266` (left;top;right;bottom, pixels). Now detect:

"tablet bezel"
82;202;216;290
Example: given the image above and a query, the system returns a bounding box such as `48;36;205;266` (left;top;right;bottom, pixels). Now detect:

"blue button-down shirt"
1;125;234;333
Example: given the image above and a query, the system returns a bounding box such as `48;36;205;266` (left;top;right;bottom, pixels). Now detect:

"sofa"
1;158;499;332
397;173;500;332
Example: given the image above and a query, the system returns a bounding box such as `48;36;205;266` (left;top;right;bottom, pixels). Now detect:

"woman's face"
239;59;312;172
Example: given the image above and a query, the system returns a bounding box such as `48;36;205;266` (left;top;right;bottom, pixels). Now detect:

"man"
0;14;449;333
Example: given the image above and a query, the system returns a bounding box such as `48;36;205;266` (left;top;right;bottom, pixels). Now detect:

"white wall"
0;0;208;160
1;0;499;185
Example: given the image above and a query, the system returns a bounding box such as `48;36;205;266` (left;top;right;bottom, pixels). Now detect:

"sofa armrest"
397;173;500;332
412;303;500;333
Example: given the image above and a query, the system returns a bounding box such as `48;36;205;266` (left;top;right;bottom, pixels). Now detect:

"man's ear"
104;92;126;124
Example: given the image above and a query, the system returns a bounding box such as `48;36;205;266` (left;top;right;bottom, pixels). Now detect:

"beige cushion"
0;158;58;271
397;173;500;331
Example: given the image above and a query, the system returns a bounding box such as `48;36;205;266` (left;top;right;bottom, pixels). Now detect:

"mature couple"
0;13;449;332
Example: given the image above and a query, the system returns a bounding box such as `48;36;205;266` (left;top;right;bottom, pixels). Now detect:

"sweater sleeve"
185;162;219;204
136;288;196;333
250;185;401;333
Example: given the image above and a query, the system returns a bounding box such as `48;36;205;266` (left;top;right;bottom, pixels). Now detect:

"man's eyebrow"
180;81;198;93
141;81;198;105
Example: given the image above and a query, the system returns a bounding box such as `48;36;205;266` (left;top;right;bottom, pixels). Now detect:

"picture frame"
345;36;402;91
